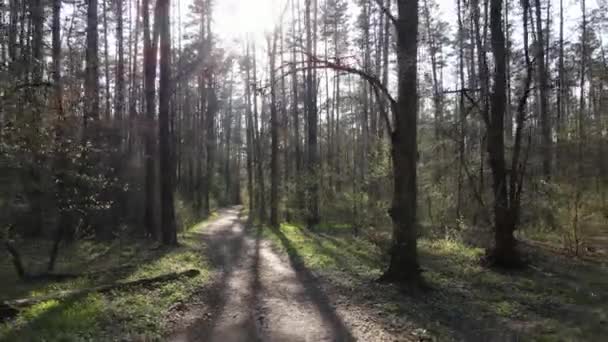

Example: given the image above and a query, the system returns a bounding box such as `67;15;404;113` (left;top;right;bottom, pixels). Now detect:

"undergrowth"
0;210;215;341
263;222;608;340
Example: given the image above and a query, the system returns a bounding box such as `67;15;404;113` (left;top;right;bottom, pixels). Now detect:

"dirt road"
169;207;356;342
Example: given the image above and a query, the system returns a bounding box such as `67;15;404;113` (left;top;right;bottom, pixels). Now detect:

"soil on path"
169;207;359;342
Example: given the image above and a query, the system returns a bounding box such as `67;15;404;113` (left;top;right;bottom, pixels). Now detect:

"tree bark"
269;32;280;228
157;0;177;245
534;0;551;179
485;0;525;267
85;0;100;124
305;0;320;228
577;0;586;179
245;41;255;215
291;0;304;214
103;0;111;120
143;0;159;238
556;0;564;173
115;0;126;122
380;0;421;284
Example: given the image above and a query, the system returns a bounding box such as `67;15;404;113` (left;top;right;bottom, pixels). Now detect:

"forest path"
169;207;355;342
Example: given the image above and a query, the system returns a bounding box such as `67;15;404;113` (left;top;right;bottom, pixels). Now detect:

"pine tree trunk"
305;0;320;228
49;0;70;272
486;0;521;267
115;0;125;122
291;0;303;214
85;0;100;124
157;0;177;245
224;72;234;204
534;0;551;179
578;0;586;179
103;0;111;120
203;7;215;217
456;0;466;218
143;0;159;238
556;0;564;174
270;33;280;228
380;0;421;284
245;42;255;215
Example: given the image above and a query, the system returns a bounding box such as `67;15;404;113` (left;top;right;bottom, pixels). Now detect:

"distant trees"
0;0;606;284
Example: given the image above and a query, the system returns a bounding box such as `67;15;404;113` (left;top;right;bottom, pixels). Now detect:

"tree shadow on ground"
171;207;253;341
177;208;355;341
267;225;356;341
276;225;608;341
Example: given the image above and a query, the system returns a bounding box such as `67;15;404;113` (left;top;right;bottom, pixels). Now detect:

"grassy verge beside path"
263;223;608;341
0;214;216;341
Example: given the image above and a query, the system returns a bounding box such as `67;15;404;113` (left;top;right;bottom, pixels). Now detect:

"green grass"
0;216;214;341
262;223;383;281
263;222;608;340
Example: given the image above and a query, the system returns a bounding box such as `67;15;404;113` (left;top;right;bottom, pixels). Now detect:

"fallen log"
0;269;200;320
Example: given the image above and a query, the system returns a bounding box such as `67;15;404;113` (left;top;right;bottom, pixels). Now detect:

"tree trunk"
251;42;267;222
245;44;255;215
103;0;111;120
577;0;586;179
203;6;215;217
143;0;158;238
380;0;421;284
534;0;551;179
305;0;320;228
49;0;70;272
456;0;466;218
269;33;280;228
85;0;100;124
157;0;177;245
115;0;125;122
204;81;217;217
556;0;564;173
31;0;43;83
291;0;303;214
224;71;234;204
486;0;522;267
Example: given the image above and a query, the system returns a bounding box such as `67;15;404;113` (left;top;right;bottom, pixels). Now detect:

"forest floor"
169;207;608;341
0;212;216;341
2;207;607;341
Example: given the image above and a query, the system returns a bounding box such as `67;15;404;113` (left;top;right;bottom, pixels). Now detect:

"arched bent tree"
292;0;422;285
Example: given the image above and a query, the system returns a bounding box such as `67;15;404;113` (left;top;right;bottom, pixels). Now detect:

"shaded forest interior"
0;0;607;340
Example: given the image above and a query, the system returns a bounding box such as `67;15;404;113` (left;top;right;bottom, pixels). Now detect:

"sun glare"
215;0;288;41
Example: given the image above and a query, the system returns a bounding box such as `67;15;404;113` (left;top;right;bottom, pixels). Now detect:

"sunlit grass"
0;210;215;341
262;221;608;340
263;223;383;278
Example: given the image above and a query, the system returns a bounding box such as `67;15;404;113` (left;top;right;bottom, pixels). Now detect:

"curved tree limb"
276;53;396;134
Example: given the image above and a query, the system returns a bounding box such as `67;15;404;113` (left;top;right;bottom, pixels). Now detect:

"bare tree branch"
275;52;398;133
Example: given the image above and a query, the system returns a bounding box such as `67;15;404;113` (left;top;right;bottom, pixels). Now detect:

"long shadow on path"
170;207;258;342
266;226;355;341
171;208;355;341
